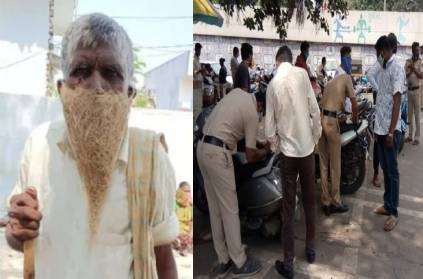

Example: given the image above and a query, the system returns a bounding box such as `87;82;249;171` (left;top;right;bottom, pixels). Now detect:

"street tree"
348;0;421;12
214;0;349;39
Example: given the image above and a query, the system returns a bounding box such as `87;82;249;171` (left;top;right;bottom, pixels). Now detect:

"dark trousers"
376;131;401;217
373;140;380;175
280;153;316;266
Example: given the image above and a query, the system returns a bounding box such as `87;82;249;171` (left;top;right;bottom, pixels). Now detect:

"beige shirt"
320;74;355;112
405;58;423;88
265;62;321;157
193;55;203;89
8;121;178;279
203;88;259;150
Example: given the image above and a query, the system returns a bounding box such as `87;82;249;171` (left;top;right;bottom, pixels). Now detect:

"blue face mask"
341;56;352;75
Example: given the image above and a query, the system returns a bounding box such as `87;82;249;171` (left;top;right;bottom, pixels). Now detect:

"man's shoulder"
29;120;64;141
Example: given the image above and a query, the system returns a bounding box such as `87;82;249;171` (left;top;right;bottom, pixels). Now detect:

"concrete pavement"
194;124;423;278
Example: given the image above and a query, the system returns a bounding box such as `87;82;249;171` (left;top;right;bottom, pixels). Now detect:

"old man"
5;13;178;279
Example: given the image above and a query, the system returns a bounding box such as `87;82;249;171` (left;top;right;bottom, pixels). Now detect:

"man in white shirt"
265;46;322;279
373;34;404;232
5;13;178;279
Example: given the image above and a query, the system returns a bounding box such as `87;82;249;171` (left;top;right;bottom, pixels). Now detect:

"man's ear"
57;79;63;95
128;85;137;99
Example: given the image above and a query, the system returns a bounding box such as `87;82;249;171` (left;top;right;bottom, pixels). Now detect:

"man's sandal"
405;137;413;143
373;206;390;216
412;140;419;146
384;216;398;232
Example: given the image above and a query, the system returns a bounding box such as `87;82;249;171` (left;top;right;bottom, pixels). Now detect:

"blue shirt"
374;55;405;135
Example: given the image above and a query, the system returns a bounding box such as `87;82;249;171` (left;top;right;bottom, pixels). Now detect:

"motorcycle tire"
340;155;366;195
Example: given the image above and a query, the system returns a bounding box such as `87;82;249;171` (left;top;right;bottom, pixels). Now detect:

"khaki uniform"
318;74;355;206
197;88;258;267
405;58;423;140
193;55;203;122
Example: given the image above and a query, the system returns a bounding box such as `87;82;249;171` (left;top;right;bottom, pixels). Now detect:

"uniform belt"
203;135;229;149
323;109;337;118
408;86;420;91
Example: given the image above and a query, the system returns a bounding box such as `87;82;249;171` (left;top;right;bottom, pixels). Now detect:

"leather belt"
323;109;337;118
408;86;420;91
202;135;229;149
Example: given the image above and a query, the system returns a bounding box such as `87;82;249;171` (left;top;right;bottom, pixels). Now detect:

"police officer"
197;88;269;277
319;73;358;216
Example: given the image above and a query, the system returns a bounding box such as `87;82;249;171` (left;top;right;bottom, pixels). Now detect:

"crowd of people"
194;32;421;278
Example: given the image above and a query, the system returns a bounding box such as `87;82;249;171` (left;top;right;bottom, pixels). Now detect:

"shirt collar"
57;126;129;165
275;62;292;77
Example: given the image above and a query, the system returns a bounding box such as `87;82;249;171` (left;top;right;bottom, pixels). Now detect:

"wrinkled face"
59;41;129;96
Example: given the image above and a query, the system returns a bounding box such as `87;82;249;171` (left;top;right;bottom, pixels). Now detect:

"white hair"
61;13;134;81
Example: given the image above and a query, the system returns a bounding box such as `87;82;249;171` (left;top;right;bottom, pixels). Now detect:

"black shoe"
231;257;262;278
322;205;331;216
275;260;294;279
305;248;316;264
330;203;349;214
212;260;234;277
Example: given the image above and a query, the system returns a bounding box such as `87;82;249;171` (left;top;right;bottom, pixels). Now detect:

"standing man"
231;47;240;79
335;46;353;77
193;43;204;121
319;74;358;216
368;35;387;187
317;57;327;82
405;42;423;145
295;41;311;77
197;88;269;277
373;35;404;232
234;43;253;93
266;46;322;279
218;57;227;101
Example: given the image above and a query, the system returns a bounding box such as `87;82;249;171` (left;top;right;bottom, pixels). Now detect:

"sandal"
373;205;390;216
405;137;413;143
412;140;419;146
384;215;398;231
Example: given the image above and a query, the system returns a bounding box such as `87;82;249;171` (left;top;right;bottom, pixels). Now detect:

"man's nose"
89;70;110;93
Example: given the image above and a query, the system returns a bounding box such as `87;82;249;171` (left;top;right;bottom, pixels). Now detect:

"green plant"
214;0;349;39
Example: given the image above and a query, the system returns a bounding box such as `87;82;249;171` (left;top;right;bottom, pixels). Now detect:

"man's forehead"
72;43;123;65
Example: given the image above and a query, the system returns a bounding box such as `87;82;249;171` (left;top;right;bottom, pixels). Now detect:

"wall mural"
398;16;410;45
333;16;350;43
353;14;371;44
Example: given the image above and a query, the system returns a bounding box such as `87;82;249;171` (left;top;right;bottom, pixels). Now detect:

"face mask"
341;56;352;75
60;85;131;237
377;54;384;66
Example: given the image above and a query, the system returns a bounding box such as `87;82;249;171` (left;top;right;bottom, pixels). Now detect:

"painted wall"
194;34;412;74
0;93;192;214
144;51;192;111
194;9;423;47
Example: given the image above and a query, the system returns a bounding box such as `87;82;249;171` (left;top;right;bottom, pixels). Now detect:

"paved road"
194;122;423;278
